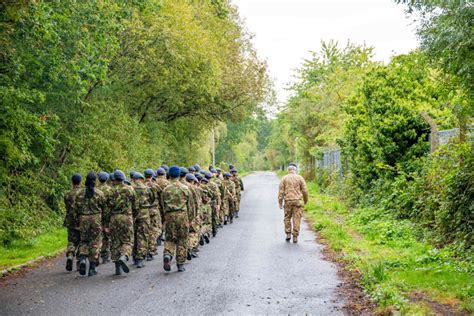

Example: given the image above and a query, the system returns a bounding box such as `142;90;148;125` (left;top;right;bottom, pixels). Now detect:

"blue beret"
133;172;144;180
229;164;234;169
179;167;189;177
185;174;196;182
161;164;169;171
188;166;196;172
210;168;217;174
114;170;126;181
216;168;222;173
194;164;201;172
109;172;115;181
224;172;231;177
231;168;238;173
201;177;209;183
71;173;82;185
204;171;212;179
156;168;166;175
195;173;203;180
129;171;136;178
169;165;180;178
98;171;109;182
144;168;155;177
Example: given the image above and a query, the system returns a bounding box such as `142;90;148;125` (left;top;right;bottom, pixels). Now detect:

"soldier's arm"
278;178;285;208
239;178;244;191
301;177;309;205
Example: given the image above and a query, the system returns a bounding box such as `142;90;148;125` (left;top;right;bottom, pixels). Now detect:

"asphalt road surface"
0;172;344;315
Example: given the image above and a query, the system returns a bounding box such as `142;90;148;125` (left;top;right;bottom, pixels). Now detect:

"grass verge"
305;182;473;315
0;228;66;272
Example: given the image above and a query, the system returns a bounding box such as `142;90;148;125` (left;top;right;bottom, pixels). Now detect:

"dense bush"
0;0;271;245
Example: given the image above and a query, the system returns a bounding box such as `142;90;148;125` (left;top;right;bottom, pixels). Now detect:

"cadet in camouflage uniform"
64;173;82;272
278;165;308;243
162;166;191;272
109;170;136;275
132;172;154;268
230;169;244;218
205;171;221;236
186;174;201;258
76;172;106;276
212;168;225;227
155;168;169;244
199;176;213;240
144;169;161;258
195;173;210;245
223;172;236;224
98;172;113;263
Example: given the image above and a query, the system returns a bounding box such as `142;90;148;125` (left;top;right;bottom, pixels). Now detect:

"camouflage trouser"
148;208;161;255
133;210;150;260
79;214;102;263
221;199;228;219
226;198;235;219
100;230;111;260
284;200;303;237
235;192;241;212
201;205;212;235
66;228;80;258
164;211;189;265
187;215;201;250
211;204;219;234
110;214;134;262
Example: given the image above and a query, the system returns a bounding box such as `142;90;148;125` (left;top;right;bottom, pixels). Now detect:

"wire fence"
316;125;472;174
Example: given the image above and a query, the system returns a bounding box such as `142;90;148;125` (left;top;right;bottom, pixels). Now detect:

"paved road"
0;172;343;315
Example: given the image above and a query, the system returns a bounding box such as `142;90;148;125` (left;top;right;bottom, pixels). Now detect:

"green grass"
305;182;474;314
0;228;66;271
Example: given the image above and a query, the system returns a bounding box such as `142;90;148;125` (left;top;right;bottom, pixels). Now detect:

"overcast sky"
231;0;419;104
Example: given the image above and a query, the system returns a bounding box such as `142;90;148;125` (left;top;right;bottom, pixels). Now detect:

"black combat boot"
157;237;162;246
235;212;239;218
66;255;73;272
177;264;185;272
199;235;205;246
146;254;154;261
163;255;172;272
187;251;192;261
118;255;130;273
88;262;98;276
78;255;87;276
191;249;199;258
229;216;233;224
136;259;145;268
101;255;110;264
204;234;210;244
286;233;291;242
293;235;298;243
115;261;122;275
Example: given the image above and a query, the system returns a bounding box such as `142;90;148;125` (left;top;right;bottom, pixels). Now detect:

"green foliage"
397;1;474;103
343;52;455;191
0;0;271;245
267;41;375;170
306;183;474;314
215;114;272;171
0;228;66;271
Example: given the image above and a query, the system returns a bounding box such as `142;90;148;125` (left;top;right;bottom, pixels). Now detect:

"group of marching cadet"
63;164;244;276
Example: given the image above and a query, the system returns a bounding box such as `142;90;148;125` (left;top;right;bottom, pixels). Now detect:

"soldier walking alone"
278;165;308;243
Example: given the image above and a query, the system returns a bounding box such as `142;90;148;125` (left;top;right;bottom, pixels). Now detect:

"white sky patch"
231;0;419;104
